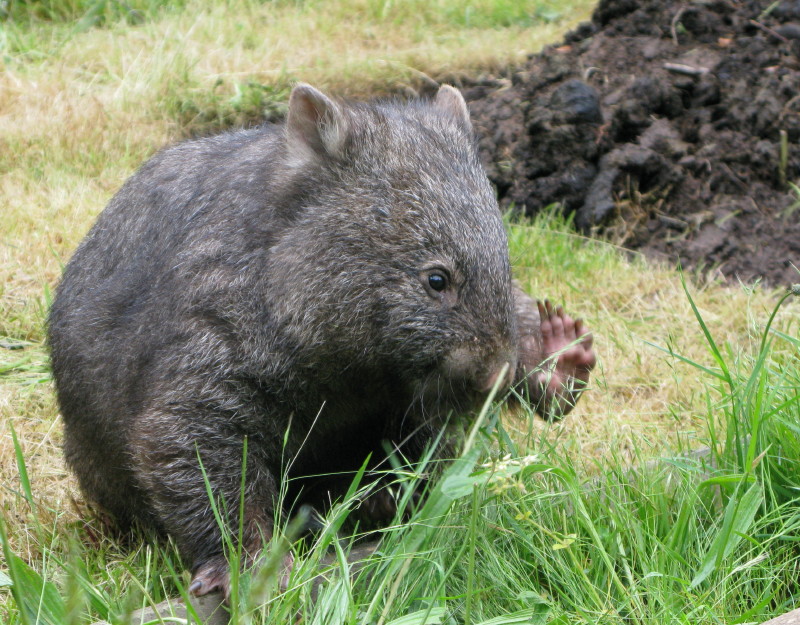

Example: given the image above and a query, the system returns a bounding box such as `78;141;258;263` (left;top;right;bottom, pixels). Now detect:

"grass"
2;0;800;622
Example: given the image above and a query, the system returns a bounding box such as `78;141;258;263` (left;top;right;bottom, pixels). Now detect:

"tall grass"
1;0;179;25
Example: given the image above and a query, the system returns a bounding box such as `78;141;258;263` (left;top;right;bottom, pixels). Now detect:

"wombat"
48;84;595;596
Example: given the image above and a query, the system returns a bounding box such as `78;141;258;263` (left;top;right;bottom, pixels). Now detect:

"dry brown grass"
507;223;796;465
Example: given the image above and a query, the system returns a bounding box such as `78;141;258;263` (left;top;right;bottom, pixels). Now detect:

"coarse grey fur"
49;84;524;592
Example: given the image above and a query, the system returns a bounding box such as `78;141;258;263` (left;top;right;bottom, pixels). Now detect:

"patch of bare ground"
462;0;800;287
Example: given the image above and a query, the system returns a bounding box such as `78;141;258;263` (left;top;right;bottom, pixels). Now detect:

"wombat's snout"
479;361;517;394
444;345;517;395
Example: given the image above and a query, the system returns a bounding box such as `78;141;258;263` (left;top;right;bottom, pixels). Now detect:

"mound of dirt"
462;0;800;286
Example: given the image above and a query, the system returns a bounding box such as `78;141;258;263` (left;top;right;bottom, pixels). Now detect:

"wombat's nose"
479;360;516;394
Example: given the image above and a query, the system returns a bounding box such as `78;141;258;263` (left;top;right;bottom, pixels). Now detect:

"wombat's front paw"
519;299;596;419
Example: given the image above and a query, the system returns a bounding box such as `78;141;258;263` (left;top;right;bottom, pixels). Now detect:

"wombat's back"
49;126;290;523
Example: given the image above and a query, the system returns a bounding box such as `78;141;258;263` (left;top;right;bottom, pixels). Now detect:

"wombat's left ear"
286;83;349;164
433;85;472;132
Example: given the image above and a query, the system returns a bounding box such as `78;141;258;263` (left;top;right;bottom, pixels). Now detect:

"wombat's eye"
420;266;454;301
428;272;448;292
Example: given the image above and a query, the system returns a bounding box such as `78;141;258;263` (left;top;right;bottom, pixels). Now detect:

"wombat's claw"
533;299;596;419
190;562;230;600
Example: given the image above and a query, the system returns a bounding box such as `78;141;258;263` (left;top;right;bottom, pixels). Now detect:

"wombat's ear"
286;83;348;163
433;85;472;132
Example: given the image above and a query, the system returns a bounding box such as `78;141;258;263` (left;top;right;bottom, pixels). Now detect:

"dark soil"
460;0;800;287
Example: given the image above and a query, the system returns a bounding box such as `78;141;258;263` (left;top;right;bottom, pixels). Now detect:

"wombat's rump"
49;84;594;596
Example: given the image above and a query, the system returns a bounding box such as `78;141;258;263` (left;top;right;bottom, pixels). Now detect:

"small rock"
92;592;228;625
758;608;800;625
776;23;800;40
549;79;604;125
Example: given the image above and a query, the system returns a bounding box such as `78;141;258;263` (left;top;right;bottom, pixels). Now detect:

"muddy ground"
458;0;800;287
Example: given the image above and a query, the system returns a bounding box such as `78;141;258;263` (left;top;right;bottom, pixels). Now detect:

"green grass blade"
0;515;67;625
772;329;800;347
690;480;764;589
385;607;447;625
9;421;35;507
464;484;480;625
364;445;484;625
680;273;733;386
644;339;728;381
310;577;351;625
475;605;551;625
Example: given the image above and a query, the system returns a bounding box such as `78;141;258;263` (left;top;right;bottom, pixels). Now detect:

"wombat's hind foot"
190;552;295;601
356;481;422;527
523;299;596;419
190;559;230;599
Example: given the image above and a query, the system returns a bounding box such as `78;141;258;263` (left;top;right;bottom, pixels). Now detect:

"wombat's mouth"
411;358;515;422
477;362;516;394
440;345;517;395
412;377;480;423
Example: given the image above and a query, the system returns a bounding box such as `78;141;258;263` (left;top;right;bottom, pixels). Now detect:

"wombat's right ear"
286;83;348;164
434;85;472;132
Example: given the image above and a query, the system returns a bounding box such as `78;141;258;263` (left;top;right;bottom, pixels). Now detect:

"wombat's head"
270;83;517;418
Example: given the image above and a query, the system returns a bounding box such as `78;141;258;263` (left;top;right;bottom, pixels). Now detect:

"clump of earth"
460;0;800;287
